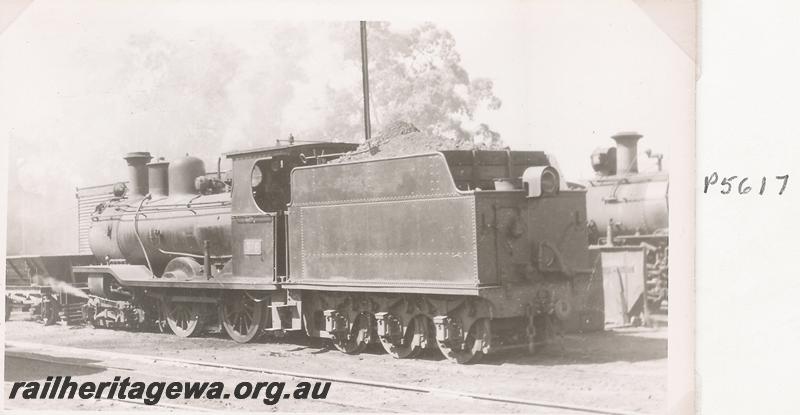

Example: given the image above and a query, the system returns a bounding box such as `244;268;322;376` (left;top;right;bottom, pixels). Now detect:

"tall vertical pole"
360;21;372;142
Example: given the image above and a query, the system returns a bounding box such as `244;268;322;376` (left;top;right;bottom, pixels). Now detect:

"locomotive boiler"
88;152;232;276
585;132;669;311
74;141;598;363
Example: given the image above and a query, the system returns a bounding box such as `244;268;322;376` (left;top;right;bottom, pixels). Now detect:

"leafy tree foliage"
317;22;503;147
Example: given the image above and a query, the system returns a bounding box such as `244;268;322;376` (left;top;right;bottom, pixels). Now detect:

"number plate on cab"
243;239;262;256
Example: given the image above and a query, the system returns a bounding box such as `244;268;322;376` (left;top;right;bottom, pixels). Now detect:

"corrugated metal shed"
75;183;121;255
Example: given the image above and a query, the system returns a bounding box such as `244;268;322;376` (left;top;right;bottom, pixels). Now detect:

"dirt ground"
4;314;667;413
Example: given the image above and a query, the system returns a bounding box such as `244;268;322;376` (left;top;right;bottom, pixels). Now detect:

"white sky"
443;2;694;176
1;0;693;188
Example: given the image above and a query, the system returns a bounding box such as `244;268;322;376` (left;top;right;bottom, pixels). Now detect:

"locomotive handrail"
157;248;232;260
299;148;370;163
96;203;230;217
108;199;230;211
230;212;278;218
133;194;154;273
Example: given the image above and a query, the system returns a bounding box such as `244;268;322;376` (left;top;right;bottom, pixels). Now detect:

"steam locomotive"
73;142;596;363
585;132;668;312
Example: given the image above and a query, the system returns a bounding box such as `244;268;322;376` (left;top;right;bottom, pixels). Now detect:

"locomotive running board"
282;281;484;296
72;265;279;291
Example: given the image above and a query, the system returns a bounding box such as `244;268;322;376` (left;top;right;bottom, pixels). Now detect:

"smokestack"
124;152;152;198
147;160;169;197
611;132;642;175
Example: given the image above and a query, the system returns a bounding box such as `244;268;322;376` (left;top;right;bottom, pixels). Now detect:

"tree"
317;22;503;147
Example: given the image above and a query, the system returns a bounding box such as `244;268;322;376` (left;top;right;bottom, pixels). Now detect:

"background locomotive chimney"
123;152;152;198
147;159;170;197
611;132;642;175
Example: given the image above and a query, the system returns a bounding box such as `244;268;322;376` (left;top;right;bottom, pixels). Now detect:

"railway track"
6;341;645;415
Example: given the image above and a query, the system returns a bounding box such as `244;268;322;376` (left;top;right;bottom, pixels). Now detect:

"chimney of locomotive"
611;132;642;175
147;159;170;197
123;152;153;198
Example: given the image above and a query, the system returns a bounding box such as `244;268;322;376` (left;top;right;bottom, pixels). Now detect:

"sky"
0;0;695;253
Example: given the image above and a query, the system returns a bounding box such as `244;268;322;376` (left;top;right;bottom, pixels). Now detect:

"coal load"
334;121;503;163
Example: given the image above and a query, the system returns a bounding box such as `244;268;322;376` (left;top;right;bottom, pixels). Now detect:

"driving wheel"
161;299;202;337
220;292;264;343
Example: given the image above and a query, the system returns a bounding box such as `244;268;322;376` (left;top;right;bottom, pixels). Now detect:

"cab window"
251;158;290;213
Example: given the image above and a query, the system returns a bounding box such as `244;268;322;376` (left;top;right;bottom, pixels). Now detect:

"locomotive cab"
226;142;358;282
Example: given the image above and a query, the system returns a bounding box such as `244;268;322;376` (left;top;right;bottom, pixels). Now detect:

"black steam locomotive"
585;132;669;313
69;142;597;364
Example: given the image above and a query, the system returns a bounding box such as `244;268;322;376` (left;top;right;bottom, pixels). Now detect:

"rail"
7;341;645;415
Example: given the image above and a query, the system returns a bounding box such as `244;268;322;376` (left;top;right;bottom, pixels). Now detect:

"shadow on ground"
136;325;668;366
480;330;667;366
4;351;106;382
6;320;666;368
